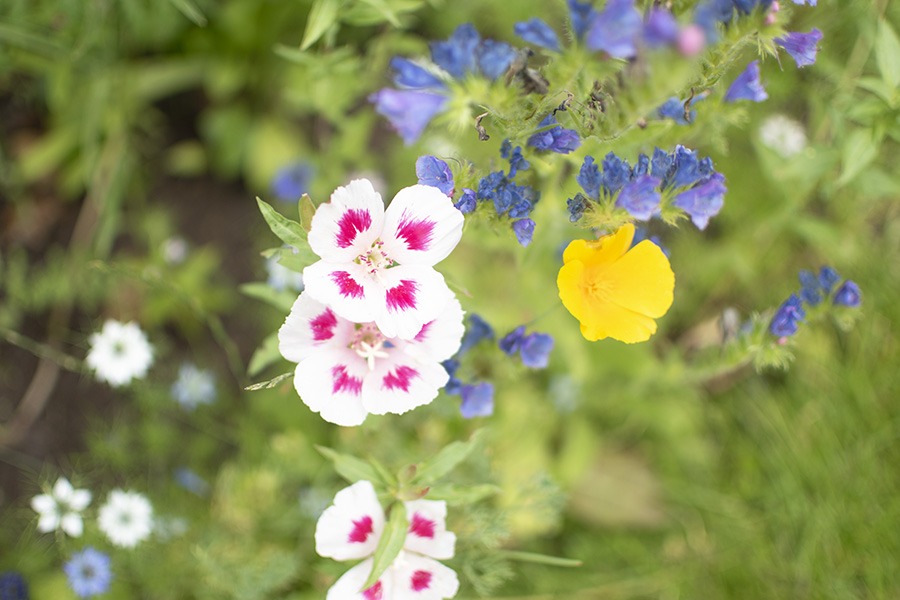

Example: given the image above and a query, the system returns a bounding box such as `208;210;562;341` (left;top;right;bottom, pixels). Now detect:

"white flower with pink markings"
278;292;464;426
303;179;464;341
316;481;459;600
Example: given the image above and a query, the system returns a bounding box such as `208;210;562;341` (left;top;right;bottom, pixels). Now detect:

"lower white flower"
86;320;154;387
759;114;807;158
30;477;92;537
316;481;459;600
98;489;154;548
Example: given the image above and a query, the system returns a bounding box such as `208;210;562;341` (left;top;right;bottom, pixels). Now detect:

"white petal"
308;179;385;263
304;260;381;324
382;185;464;267
362;353;448;417
316;481;385;561
37;511;60;533
52;477;74;502
68;488;92;511
405;296;464;363
391;554;459;600
403;500;455;560
326;559;395;600
373;265;454;341
60;512;84;537
31;493;56;515
295;349;370;427
278;292;354;363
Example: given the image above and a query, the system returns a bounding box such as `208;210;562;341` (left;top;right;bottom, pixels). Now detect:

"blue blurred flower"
657;97;695;125
792;0;817;5
174;467;210;496
442;359;463;395
475;39;518;79
586;0;642;58
171;363;216;410
616;175;662;220
416;155;454;195
798;269;823;305
515;18;561;52
271;163;314;203
460;382;494;418
724;60;768;103
430;23;480;78
673;172;727;230
693;0;733;43
512;218;536;247
833;281;861;307
527;114;581;154
64;548;112;598
0;572;28;600
567;0;598;41
459;314;495;355
770;294;806;337
520;333;554;368
505;142;531;178
732;0;774;14
577;156;601;199
369;89;448;144
643;8;679;48
499;326;526;356
775;29;823;68
454;188;477;214
390;57;445;89
818;266;841;292
566;193;590;223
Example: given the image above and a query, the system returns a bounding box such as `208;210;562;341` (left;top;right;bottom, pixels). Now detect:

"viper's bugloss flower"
725;60;768;103
501;140;531;178
0;572;28;600
369;89;448;145
673;173;727;229
520;333;554;368
775;28;823;68
515;18;560;52
770;294;805;337
833;281;861;307
390;57;445;89
512;218;536;247
657;97;695;125
732;0;775;14
693;0;734;42
586;0;642;58
567;193;590;223
616;175;662;220
460;382;494;418
416;155;454;196
818;266;841;292
567;0;598;41
64;548;112;599
558;223;675;343
454;188;477;214
499;326;526;355
459;313;494;354
792;0;817;6
527;114;581;154
798;269;823;305
272;162;314;203
600;152;632;195
431;24;515;80
643;8;679;48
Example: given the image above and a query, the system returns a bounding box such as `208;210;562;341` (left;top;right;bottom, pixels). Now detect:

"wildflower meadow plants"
2;0;898;598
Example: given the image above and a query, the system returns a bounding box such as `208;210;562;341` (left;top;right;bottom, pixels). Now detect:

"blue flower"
792;0;817;5
527;114;581;154
499;326;526;355
459;314;495;355
442;359;463;395
657;97;694;125
616;175;662;220
475;39;518;79
369;89;448;144
521;333;554;368
0;572;28;600
731;0;774;14
818;266;841;292
586;0;642;58
512;218;536;247
416;155;454;195
515;18;561;52
454;188;477;214
833;281;861;307
775;29;823;68
669;145;713;189
271;163;314;202
507;145;530;178
568;0;598;41
600;152;632;195
430;24;480;78
643;8;679;48
673;172;727;230
651;147;675;182
577;156;601;198
64;548;112;598
390;57;445;89
174;467;210;496
693;0;734;42
171;363;217;410
770;294;806;337
632;153;650;177
724;60;768;103
460;382;494;418
798;269;823;305
566;193;590;223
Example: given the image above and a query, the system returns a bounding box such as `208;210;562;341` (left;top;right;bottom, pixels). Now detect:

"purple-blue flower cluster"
568;146;726;229
443;314;496;418
476;140;541;246
499;326;555;368
272;162;314;203
527;114;581;154
775;28;823;68
0;572;28;600
770;266;861;337
370;24;517;144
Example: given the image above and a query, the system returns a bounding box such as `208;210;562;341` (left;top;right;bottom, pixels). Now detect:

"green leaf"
301;0;342;50
498;550;583;568
411;429;485;485
275;246;319;273
299;194;316;233
426;483;501;505
167;0;208;26
875;20;900;89
256;198;308;248
245;372;293;391
247;332;283;378
856;77;898;107
240;283;297;313
363;505;409;589
837;128;881;186
315;446;383;484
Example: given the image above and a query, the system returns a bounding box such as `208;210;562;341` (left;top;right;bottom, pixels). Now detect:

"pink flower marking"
382;365;419;392
335;209;372;248
396;215;435;251
362;580;384;600
414;320;433;342
330;271;365;299
410;570;433;592
386;280;418;312
408;513;436;539
347;515;374;543
332;365;363;395
310;309;338;341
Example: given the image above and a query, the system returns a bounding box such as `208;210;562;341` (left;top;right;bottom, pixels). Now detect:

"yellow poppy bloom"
557;223;675;343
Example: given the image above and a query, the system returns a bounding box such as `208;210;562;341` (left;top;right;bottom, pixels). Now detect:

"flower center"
356;239;395;275
349;323;392;371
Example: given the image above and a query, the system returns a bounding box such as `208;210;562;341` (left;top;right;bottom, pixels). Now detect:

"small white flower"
266;253;305;292
171;363;217;410
86;320;154;387
98;489;154;548
30;477;92;537
161;236;189;265
759;114;808;158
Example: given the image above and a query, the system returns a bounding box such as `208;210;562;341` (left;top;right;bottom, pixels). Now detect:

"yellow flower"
557;223;675;343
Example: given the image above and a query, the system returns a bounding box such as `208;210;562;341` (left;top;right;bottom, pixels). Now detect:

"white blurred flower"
171;363;216;410
759;114;807;157
86;320;154;387
266;254;305;292
161;236;189;265
30;477;92;537
98;489;154;548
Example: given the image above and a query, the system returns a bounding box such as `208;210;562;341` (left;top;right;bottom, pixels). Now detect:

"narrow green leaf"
411;429;485;485
256;197;308;248
363;505;409;589
875;20;900;89
315;446;383;484
498;550;583;568
240;282;297;313
426;483;501;505
299;194;317;233
245;371;293;391
301;0;342;50
275;246;319;272
837;128;881;186
167;0;208;26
